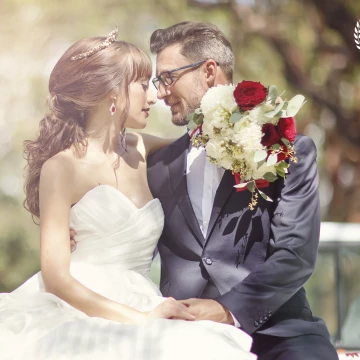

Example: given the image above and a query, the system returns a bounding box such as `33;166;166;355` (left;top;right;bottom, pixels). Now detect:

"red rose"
277;117;296;142
261;123;281;147
233;81;267;111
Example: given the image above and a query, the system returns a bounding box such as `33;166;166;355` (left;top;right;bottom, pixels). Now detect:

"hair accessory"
71;26;119;61
109;98;117;115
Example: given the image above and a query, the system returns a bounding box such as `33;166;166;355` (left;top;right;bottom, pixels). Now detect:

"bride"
0;27;256;360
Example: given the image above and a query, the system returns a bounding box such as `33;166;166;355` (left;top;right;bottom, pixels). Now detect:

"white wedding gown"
0;185;256;360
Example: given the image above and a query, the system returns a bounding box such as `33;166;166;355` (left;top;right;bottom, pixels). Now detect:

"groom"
147;21;338;359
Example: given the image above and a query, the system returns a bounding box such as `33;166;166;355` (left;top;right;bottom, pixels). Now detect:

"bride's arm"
39;155;193;324
140;133;177;157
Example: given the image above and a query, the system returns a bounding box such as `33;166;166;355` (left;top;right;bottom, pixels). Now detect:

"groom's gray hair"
150;21;235;81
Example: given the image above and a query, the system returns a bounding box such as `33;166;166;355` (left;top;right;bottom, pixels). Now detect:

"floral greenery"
188;80;305;209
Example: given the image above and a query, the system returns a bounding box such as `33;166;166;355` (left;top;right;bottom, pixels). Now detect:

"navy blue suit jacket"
147;133;330;337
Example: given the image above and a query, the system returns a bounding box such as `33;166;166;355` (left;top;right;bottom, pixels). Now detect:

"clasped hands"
159;297;234;325
70;230;233;325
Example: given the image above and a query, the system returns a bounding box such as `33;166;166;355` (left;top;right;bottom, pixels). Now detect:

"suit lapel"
205;170;235;243
167;134;205;246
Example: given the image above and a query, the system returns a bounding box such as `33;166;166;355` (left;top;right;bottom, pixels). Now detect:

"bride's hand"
147;297;195;321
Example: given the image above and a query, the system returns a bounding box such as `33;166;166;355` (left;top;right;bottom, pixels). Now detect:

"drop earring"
109;98;116;115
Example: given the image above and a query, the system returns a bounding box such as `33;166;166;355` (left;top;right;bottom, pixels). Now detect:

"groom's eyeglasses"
152;60;210;90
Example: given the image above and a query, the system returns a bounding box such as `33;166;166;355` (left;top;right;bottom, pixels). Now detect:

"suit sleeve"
216;135;321;334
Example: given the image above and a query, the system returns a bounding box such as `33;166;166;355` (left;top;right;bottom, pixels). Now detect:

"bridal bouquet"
187;80;306;209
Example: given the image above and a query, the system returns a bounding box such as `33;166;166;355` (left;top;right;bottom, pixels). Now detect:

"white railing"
319;222;360;349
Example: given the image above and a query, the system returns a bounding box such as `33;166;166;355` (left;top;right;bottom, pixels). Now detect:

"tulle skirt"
0;262;256;360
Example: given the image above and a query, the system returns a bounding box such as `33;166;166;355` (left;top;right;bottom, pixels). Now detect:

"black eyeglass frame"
152;60;218;90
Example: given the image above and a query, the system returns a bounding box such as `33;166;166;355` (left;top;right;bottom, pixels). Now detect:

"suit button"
205;258;213;265
264;315;268;321
259;319;264;324
268;311;272;316
254;321;259;327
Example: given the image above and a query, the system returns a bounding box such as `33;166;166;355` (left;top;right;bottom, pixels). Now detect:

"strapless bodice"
69;185;164;277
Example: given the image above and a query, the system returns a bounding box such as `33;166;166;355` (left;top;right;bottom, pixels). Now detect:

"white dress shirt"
186;145;224;237
186;142;241;327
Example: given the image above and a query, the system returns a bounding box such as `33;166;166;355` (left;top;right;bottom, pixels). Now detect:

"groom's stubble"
169;73;207;127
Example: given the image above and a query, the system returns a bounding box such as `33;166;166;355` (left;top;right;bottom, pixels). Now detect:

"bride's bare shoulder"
40;150;78;194
42;150;76;175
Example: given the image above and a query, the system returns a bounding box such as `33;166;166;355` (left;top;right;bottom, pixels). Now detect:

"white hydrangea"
200;84;237;117
233;121;264;153
203;107;230;129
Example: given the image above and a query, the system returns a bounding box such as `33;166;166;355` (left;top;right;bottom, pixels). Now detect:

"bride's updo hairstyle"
23;31;152;219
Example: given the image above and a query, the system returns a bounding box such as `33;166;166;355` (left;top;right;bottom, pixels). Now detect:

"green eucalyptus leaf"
264;101;285;118
286;95;305;117
247;181;255;192
229;112;243;124
267;153;278;166
187;119;198;130
263;172;278;182
259;190;274;202
234;182;247;189
276;167;286;176
276;161;289;170
267;85;277;101
276;171;286;179
257;160;266;169
254;150;268;163
193;113;204;125
271;144;281;150
194;108;202;115
281;137;289;146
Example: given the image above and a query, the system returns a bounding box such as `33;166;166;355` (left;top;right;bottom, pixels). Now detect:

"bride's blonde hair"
23;36;152;220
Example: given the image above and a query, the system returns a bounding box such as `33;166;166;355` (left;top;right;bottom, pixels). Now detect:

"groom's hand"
70;229;76;252
179;298;234;325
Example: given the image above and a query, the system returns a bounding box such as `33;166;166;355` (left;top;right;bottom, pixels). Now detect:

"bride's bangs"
128;46;152;83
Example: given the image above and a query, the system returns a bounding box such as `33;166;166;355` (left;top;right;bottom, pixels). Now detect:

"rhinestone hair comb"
71;25;118;61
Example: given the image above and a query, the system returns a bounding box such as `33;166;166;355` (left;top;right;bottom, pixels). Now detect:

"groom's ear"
203;59;218;87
